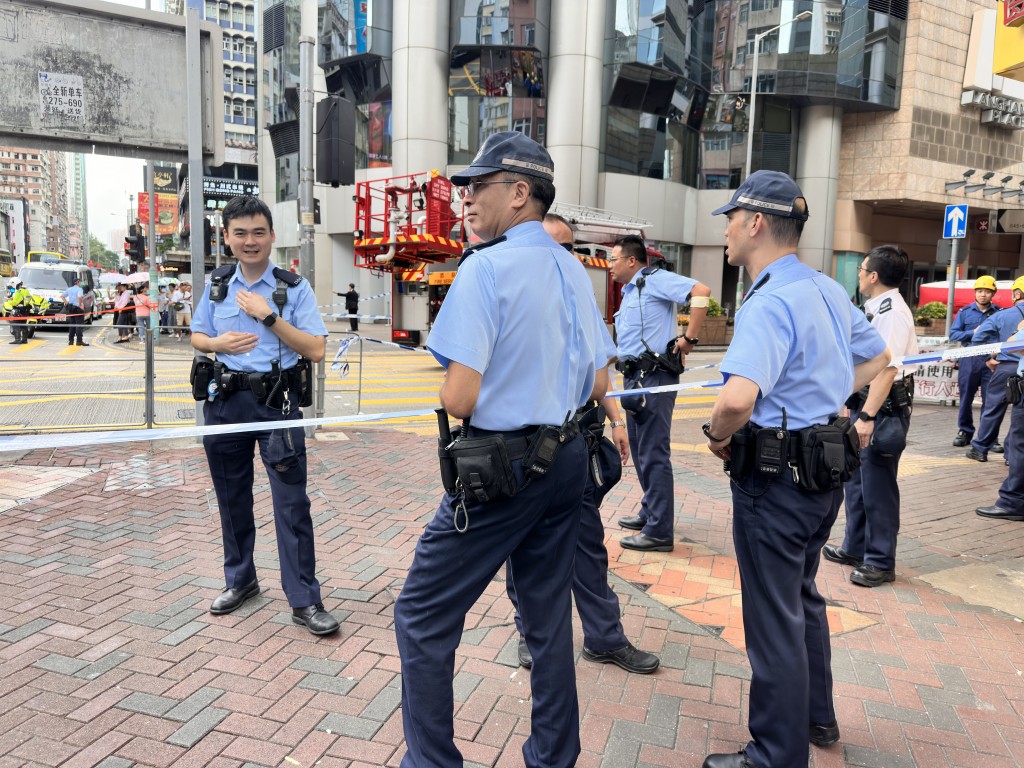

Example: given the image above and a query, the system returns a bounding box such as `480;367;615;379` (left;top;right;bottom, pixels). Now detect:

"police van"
17;261;100;324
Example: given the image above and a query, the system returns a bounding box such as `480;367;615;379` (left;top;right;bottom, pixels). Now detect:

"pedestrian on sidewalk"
826;245;919;589
610;234;712;553
702;171;889;768
112;282;133;343
177;281;192;338
965;276;1024;463
337;283;359;331
133;284;156;339
393;132;607;768
191;194;338;637
507;213;659;676
61;276;88;346
949;276;1001;447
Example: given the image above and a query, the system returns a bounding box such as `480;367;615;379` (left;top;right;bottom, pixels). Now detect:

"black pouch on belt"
448;435;517;503
190;357;214;401
1006;374;1023;406
725;427;754;481
436;409;461;495
794;417;860;492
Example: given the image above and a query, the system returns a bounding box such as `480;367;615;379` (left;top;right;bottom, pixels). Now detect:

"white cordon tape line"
317;291;391;309
604;378;724;399
0;407;439;453
893;340;1024;366
322;312;392;320
360;337;434;353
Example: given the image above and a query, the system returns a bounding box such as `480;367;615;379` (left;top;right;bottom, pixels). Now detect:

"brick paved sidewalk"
0;402;1022;768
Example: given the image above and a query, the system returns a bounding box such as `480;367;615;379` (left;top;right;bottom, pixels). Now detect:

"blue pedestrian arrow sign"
943;204;968;239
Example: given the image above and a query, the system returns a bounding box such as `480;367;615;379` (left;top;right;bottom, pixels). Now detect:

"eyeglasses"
607;256;632;264
456;180;519;199
857;266;875;275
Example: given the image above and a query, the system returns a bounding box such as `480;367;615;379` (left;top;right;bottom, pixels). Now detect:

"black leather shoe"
822;544;861;567
582;642;659;674
618;515;644;530
292;603;340;635
77;341;89;346
621;533;673;552
850;565;895;588
976;505;1024;521
992;441;1005;454
953;430;970;447
517;635;532;669
966;447;987;462
702;752;755;768
810;719;840;746
209;580;260;615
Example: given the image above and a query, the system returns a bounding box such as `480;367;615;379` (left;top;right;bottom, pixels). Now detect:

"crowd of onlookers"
110;280;192;343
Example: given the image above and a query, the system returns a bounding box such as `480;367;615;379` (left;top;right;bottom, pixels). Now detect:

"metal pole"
945;238;958;339
144;327;155;428
299;35;321;436
146;163;159;349
186;9;207;431
357;335;364;414
736;35;762;311
214;210;222;268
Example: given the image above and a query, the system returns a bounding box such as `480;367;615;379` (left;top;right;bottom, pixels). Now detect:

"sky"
85;0;167;250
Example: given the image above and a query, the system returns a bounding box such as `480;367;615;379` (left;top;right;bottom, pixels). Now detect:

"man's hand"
707;435;732;461
986;357;999;373
673;336;695;356
611;424;629;464
854;418;874;449
214;331;260;355
235;290;273;322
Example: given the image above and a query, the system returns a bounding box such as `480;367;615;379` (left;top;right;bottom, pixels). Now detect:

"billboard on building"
995;2;1024;82
137;193;179;235
0;198;29;263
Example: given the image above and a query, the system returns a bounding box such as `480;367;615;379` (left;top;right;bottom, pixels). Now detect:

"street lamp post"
736;9;813;310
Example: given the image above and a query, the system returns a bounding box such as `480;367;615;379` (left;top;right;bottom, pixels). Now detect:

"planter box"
915;319;946;336
683;316;729;346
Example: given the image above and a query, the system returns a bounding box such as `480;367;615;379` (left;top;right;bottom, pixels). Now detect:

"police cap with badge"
711;170;810;222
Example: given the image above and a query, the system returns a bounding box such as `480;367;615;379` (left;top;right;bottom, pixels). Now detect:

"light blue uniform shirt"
191;262;327;373
721;254;886;430
614;267;697;359
427;220;606;431
62;284;84;308
972;301;1024;362
1012;328;1024;375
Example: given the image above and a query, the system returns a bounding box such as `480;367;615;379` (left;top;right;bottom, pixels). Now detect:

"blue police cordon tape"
318;290;391;309
322;312;392;321
0;340;1019;454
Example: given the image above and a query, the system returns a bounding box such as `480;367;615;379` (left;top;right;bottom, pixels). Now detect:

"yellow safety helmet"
1013;276;1024;295
973;275;997;291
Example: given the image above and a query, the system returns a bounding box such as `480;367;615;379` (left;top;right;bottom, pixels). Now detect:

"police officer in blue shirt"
612;235;711;552
701;171;889;768
62;276;88;346
949;276;1001;447
393;132;607;768
191;195;338;637
976;327;1024;522
966;276;1024;462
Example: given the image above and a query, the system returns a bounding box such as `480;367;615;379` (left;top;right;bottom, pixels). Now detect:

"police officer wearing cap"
949;275;1001;447
393;132;607;768
825;246;918;588
702;171;889;768
506;213;660;676
966;276;1024;462
191;195;339;637
612;235;712;552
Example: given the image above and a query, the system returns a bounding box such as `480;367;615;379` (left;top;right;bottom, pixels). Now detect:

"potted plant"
914;301;946;336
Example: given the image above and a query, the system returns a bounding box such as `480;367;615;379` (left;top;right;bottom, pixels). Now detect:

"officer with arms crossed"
507;213;660;676
824;245;918;588
965;276;1024;463
948;275;1001;448
191;195;338;636
612;235;712;552
702;171;889;768
393;132;607;768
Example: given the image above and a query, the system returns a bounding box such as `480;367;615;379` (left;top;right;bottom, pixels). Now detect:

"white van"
17;261;99;324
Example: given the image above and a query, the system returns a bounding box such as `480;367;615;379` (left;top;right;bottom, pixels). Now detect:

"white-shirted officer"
824;245;919;588
191;195;338;636
393;132;607;768
612;235;711;552
701;171;889;768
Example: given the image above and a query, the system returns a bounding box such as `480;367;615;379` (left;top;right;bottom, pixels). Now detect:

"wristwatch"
262;312;278;328
858;411;876;422
609;420;625;429
702;421;728;442
682;334;699;345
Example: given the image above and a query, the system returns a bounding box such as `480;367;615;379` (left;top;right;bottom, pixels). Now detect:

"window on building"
222;35;231;52
747;28;778;55
205;0;217;20
224;98;232;118
245;103;255;122
739;3;749;23
500;28;514;45
750;0;780;11
232;4;244;26
826;29;839;46
717;27;725;45
512;118;531;133
742;72;777;93
826;10;842;24
704;135;730;152
233;37;245;54
245;6;254;27
524;24;535;46
244;40;256;58
233;101;245;121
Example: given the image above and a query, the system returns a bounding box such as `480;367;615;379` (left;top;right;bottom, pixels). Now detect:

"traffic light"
125;225;142;262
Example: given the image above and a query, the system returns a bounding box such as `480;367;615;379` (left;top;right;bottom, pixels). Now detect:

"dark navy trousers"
506;474;628;653
972;361;1015;455
841;408;910;571
624;368;678;541
731;469;841;768
956;355;991;436
998;400;1024;512
202;390;322;608
394;439;587;768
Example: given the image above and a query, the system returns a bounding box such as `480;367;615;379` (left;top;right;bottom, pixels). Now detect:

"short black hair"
502;172;555;217
222;195;274;231
865;244;909;288
740;199;806;247
614;234;648;264
543;212;575;233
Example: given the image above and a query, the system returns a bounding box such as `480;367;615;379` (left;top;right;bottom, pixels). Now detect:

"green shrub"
914;301;946;323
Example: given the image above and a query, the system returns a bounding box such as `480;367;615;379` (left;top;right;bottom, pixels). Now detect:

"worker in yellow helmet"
949;275;1003;447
